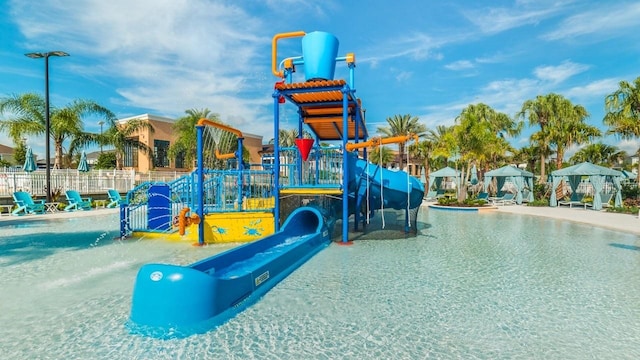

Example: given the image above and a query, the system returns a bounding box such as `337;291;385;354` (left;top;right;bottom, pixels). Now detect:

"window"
175;151;185;169
154;140;170;168
123;138;139;167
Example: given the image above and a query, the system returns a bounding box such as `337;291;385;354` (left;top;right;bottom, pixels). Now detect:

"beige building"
118;114;265;173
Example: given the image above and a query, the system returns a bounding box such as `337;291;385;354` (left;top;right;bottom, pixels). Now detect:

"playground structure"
119;30;424;244
127;31;425;337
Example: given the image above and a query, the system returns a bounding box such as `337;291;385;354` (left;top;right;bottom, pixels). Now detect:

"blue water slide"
127;206;333;339
348;155;424;212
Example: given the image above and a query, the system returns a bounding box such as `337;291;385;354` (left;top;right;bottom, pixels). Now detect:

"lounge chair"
558;193;585;208
424;190;438;201
477;192;489;201
107;189;123;208
491;192;515;206
12;191;46;216
64;190;92;211
585;193;614;209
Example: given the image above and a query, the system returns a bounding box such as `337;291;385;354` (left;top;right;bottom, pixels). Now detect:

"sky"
2;0;640;161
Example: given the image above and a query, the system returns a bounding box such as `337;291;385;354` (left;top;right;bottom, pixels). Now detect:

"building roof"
117;113;176;124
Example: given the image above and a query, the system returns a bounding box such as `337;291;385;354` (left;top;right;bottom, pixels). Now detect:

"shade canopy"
77;151;90;172
428;166;461;191
621;169;637;180
483;165;534;204
550;161;623;210
23;147;37;172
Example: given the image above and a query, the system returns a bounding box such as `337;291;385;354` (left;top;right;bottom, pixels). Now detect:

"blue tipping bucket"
301;31;339;81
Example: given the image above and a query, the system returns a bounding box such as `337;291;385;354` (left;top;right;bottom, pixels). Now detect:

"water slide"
128;206;333;339
348;156;425;214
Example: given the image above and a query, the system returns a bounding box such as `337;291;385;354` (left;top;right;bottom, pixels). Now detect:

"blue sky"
2;0;640;160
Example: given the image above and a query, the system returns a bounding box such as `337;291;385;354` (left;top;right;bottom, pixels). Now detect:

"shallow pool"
1;209;639;359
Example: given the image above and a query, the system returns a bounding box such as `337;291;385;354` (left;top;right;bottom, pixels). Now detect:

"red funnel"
295;138;314;161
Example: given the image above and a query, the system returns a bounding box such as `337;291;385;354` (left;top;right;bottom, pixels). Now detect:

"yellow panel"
131;211;275;244
204;212;275;243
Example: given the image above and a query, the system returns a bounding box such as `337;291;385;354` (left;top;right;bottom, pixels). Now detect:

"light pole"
98;120;105;154
25;51;69;202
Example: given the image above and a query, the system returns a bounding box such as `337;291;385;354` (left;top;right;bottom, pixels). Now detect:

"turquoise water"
1;209;639;359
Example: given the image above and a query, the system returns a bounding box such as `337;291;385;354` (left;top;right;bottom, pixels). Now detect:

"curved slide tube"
349;157;425;212
128;206;332;339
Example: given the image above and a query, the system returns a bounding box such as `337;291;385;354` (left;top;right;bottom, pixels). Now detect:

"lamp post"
98;120;105;153
25;51;69;202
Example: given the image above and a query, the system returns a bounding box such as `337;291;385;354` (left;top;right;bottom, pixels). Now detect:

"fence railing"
0;168;191;198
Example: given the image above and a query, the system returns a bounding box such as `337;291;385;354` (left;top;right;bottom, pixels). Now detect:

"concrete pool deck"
495;204;640;236
0;207;119;223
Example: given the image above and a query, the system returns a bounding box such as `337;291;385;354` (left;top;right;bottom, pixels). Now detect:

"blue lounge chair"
558;193;585;208
491;192;515;206
64;190;92;211
107;189;123;208
12;191;46;216
477;192;489;201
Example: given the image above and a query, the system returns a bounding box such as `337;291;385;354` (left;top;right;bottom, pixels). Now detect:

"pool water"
1;209;639;359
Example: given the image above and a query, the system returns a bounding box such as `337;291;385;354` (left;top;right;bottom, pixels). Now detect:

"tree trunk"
556;149;564;169
539;154;547;184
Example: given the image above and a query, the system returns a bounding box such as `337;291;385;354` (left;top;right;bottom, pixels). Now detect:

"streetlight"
98;120;105;153
25;51;69;202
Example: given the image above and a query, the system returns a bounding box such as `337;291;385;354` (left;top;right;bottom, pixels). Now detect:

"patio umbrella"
470;164;478;185
77;151;90;172
23;146;37;172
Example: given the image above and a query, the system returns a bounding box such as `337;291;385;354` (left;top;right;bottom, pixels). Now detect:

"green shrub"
527;199;549;207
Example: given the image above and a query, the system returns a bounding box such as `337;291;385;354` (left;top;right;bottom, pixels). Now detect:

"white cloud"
613;138;640;155
10;0;277;137
463;3;564;34
564;78;620;102
533;60;589;84
543;2;640;41
445;60;474;71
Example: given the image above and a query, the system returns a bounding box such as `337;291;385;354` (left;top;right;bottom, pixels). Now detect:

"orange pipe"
272;31;306;78
197;119;243;138
345;134;419;151
215;149;236;160
178;207;200;236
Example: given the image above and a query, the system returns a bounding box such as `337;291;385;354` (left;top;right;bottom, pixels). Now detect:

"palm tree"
518;93;598;179
368;146;395;167
409;131;437;189
604;76;640;181
102;118;155;170
167;108;221;169
0;93;115;168
454;104;519;185
569;143;626;167
377;114;427;170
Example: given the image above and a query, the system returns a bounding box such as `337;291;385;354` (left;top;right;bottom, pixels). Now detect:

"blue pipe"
196;125;205;245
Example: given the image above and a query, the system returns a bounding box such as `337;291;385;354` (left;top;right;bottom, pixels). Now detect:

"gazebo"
483;165;534;204
428;166;461;192
550;162;623;210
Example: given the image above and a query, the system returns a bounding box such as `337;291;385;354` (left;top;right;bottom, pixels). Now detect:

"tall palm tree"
409;128;438;189
167;108;221;169
518;93;598;179
377;114;427;170
102;118;155;170
0;93;115;168
604;76;640;181
569;143;626;167
454;104;518;184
